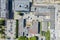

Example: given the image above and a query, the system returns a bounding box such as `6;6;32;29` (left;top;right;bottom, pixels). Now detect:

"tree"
18;36;28;40
29;36;38;40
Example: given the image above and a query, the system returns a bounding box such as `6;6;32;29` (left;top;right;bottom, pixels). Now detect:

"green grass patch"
40;22;42;34
47;22;50;27
0;33;5;38
28;36;38;40
0;20;5;26
18;36;28;40
28;38;30;40
30;36;37;40
40;22;42;33
41;30;50;40
45;30;50;40
18;36;38;40
40;22;50;40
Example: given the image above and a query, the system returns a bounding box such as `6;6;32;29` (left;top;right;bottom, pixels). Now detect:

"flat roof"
14;0;30;11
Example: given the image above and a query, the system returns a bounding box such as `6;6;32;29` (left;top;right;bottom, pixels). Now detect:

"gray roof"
14;0;30;11
0;0;7;18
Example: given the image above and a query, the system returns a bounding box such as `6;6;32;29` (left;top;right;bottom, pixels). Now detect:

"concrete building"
31;5;55;29
33;0;49;4
55;6;60;40
31;5;50;16
5;20;16;40
0;0;7;18
13;0;31;12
